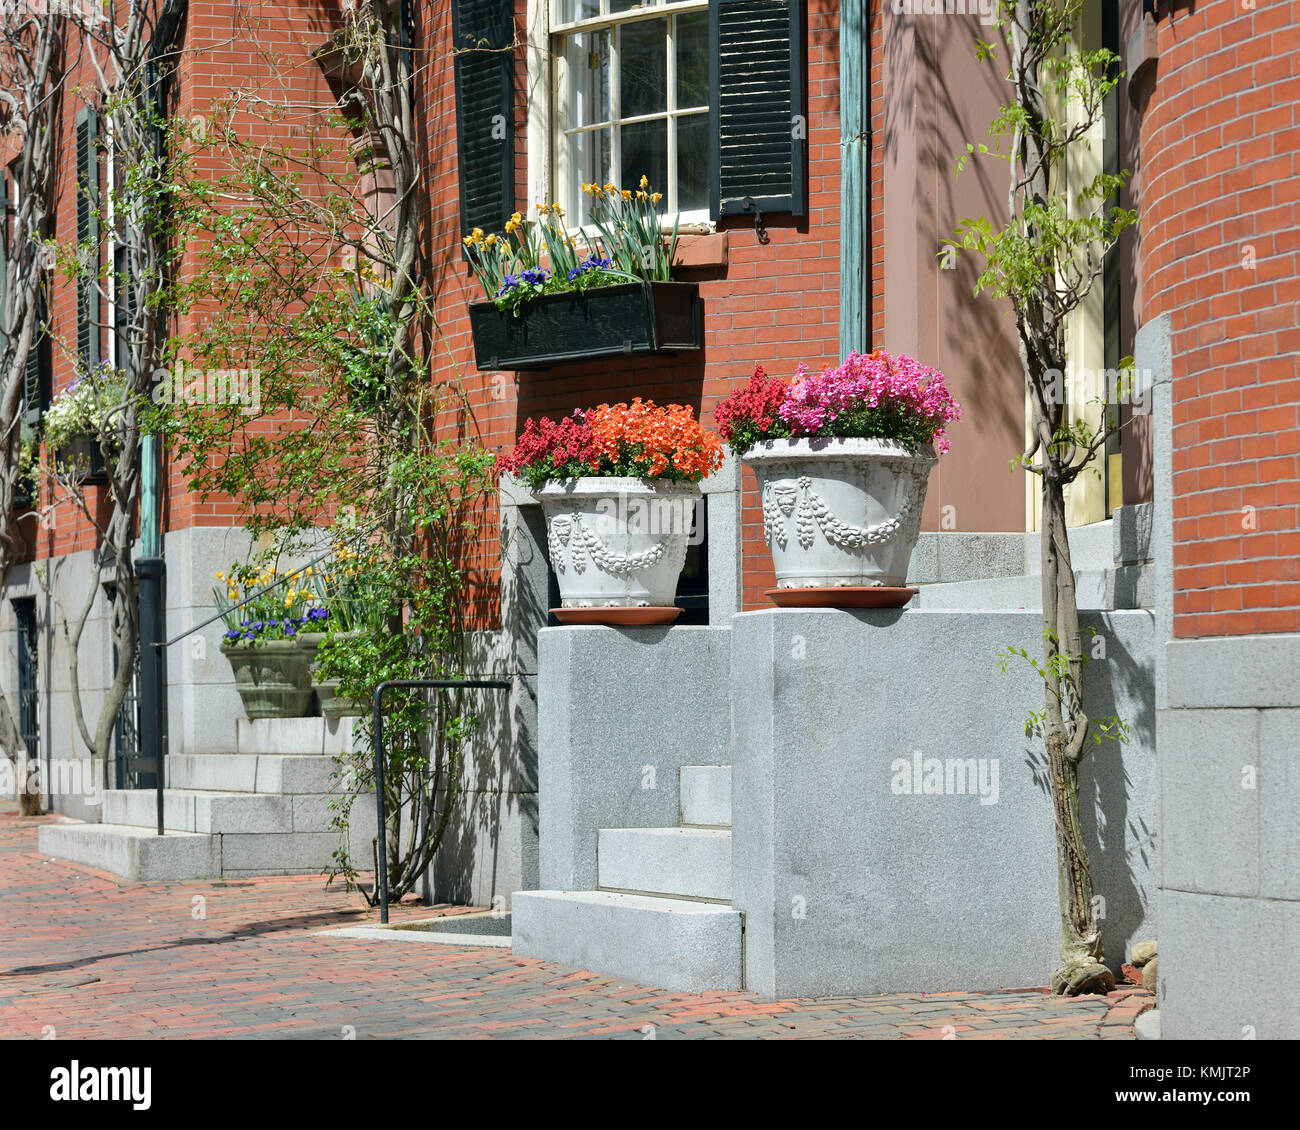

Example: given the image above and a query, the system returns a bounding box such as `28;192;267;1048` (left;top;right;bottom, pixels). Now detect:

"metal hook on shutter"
741;197;770;245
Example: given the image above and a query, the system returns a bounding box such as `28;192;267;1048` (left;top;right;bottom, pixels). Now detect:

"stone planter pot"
220;640;314;719
535;477;700;615
743;437;937;592
298;631;368;721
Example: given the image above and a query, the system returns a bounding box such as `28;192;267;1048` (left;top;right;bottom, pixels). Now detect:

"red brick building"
4;0;1295;1037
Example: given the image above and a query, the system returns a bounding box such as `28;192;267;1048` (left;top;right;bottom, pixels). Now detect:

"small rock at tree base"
1142;955;1158;993
1131;939;1157;966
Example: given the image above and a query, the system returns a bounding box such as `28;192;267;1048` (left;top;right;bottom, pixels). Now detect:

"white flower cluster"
42;367;126;452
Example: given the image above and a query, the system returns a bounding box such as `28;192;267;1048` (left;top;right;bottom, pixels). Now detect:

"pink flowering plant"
714;350;961;456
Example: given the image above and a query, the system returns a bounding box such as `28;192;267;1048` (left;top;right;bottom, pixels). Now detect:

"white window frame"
544;0;711;230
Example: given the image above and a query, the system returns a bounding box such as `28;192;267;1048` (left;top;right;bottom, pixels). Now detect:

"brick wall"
1138;0;1300;636
423;0;846;614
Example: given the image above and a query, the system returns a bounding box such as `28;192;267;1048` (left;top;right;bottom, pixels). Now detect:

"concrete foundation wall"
536;625;732;891
730;608;1156;998
532;606;1156;997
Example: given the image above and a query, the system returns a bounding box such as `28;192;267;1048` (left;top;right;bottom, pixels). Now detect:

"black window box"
55;438;110;485
469;281;702;371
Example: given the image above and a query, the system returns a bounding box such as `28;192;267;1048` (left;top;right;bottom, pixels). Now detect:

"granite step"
102;788;292;834
597;826;731;902
679;765;731;828
913;564;1153;611
167;754;342;795
511;889;742;992
37;821;221;882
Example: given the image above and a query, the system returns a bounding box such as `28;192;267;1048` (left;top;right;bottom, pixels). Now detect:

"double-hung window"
451;0;806;238
552;1;710;226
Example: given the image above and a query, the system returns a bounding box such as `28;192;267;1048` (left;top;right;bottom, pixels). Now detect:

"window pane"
610;0;652;12
675;11;708;108
676;112;708;213
620;117;667;202
560;0;600;22
619;18;667;119
569;127;613;225
566;29;610;127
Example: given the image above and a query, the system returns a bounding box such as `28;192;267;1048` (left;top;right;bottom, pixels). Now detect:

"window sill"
672;231;729;270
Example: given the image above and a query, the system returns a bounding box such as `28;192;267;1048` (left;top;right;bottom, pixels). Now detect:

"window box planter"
470;281;702;371
54;437;110;485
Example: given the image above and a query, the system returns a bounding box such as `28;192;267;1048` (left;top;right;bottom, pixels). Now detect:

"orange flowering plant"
500;398;723;490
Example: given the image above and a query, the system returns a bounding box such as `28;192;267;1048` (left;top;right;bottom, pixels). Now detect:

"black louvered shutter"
22;313;48;427
709;0;806;218
452;0;515;238
75;107;100;371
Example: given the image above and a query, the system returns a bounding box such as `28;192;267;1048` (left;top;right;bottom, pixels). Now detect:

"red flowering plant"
500;398;723;490
715;352;961;456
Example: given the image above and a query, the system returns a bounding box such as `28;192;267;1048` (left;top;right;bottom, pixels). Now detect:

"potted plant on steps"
716;351;961;608
463;178;701;371
501;398;723;625
215;558;317;719
299;545;376;722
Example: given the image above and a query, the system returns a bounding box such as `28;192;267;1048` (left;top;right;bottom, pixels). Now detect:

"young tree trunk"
1040;480;1113;995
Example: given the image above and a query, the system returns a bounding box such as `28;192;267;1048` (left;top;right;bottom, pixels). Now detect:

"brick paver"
0;804;1151;1039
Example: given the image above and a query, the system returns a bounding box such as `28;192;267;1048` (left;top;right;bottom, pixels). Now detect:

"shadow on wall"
1017;612;1157;964
428;675;539;908
428;503;546;905
513;355;710;431
884;13;1025;532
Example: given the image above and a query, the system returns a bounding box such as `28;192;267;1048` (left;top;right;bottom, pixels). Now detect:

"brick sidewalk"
0;804;1151;1039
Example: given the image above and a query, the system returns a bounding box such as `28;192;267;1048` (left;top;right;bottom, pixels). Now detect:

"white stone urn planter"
535;477;700;621
743;437;936;599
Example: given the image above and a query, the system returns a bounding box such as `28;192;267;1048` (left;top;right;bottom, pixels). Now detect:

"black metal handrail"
158;546;339;650
371;678;511;924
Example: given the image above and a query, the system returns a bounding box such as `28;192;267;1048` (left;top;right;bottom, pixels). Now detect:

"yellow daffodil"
621;189;632;201
485;233;498;246
639;174;649;189
651;192;663;204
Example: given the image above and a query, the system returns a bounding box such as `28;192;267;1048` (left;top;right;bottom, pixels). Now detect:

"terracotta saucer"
765;586;919;609
551;606;682;626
